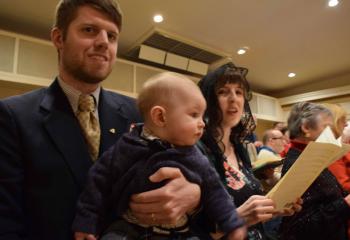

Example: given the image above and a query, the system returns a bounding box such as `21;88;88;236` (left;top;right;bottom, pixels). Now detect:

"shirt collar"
57;77;101;114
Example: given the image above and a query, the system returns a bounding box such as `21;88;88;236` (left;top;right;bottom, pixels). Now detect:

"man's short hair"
54;0;123;39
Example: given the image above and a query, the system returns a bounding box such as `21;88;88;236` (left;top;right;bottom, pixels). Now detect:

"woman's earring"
305;132;310;138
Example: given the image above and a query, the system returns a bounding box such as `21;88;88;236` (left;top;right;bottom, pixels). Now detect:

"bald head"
137;72;205;121
262;129;285;154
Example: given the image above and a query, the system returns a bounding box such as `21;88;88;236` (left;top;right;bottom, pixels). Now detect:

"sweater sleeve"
197;151;245;234
72;144;118;235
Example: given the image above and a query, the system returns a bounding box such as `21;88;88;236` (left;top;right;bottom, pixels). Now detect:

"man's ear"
51;27;63;50
150;106;166;127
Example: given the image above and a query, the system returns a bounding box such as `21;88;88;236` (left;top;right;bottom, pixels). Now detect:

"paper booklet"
266;126;350;211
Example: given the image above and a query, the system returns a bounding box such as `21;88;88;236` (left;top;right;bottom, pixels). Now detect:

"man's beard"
63;58;112;84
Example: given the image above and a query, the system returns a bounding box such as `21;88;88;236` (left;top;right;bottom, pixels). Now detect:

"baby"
73;72;246;240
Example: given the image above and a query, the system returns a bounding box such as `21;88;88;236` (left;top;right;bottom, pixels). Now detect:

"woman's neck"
217;126;239;168
220;126;232;148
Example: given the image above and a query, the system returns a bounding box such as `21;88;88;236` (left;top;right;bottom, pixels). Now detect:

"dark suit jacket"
0;79;141;240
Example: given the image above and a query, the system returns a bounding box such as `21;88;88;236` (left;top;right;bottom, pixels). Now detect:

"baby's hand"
74;232;97;240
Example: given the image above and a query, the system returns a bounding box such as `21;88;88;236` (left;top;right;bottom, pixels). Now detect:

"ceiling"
0;0;349;97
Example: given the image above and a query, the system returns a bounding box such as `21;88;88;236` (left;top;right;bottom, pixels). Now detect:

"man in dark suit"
0;1;200;239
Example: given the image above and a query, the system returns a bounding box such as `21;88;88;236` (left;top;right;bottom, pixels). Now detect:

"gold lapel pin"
109;128;116;134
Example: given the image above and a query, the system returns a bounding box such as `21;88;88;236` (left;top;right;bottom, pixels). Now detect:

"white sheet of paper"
266;126;350;211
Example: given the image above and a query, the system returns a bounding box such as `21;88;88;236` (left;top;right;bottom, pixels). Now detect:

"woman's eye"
217;89;228;95
236;89;244;95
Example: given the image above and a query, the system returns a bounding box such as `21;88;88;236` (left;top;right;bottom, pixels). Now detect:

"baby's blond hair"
137;72;198;121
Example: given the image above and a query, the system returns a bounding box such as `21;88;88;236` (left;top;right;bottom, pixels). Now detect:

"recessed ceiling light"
153;14;164;23
288;73;296;78
328;0;339;7
237;49;246;55
237;47;249;55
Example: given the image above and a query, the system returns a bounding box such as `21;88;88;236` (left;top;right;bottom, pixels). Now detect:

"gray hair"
288;102;332;139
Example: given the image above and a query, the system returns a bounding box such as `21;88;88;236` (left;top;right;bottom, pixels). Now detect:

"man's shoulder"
101;89;140;120
0;87;47;108
102;89;135;101
258;146;275;155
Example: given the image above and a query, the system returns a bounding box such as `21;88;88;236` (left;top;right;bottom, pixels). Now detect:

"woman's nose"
228;91;236;101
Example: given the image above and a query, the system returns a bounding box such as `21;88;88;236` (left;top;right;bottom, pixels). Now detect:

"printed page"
266;126;350;211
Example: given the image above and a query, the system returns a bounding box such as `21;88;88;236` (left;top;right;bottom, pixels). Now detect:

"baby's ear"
150;106;166;127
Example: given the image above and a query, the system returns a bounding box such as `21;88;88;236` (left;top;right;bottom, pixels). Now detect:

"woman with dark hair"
196;63;300;240
280;102;350;240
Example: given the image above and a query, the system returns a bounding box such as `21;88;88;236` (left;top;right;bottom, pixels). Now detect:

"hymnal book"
266;126;350;211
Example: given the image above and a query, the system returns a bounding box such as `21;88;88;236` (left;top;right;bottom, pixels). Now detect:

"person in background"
272;122;286;131
73;72;246;240
253;152;283;194
244;114;263;163
324;103;350;239
258;129;285;158
280;102;350;240
255;129;285;240
196;62;301;240
279;126;291;158
0;1;200;239
326;103;350;190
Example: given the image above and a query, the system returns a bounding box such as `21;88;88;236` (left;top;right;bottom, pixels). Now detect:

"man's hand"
74;232;96;240
129;167;200;225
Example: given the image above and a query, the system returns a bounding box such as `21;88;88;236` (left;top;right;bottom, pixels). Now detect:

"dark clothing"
73;125;244;237
280;141;350;240
100;220;200;240
0;79;140;240
197;134;265;240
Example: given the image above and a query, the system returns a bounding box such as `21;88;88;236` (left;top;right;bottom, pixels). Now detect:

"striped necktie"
76;94;101;161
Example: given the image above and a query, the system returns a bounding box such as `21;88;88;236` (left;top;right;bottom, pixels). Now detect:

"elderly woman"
280;102;350;240
195;63;301;240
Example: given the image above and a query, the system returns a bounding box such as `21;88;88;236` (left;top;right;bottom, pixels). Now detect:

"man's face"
268;130;285;154
54;5;119;84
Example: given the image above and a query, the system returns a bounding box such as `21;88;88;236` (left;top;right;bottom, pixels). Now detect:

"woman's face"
216;83;245;129
304;113;333;141
337;115;348;137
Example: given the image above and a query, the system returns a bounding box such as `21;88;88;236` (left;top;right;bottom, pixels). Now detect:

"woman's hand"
129;167;200;225
273;197;303;217
343;194;350;206
236;195;275;226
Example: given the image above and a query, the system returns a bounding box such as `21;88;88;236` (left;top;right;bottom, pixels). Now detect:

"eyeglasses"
271;137;283;140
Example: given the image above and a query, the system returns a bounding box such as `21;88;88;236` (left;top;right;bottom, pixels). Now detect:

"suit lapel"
40;80;92;189
98;90;132;154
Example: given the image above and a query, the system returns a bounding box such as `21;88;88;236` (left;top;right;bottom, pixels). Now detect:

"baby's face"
164;90;206;146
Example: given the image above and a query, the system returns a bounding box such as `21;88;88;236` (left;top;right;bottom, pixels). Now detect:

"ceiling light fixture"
237;47;249;55
153;14;164;23
328;0;339;7
288;73;296;78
